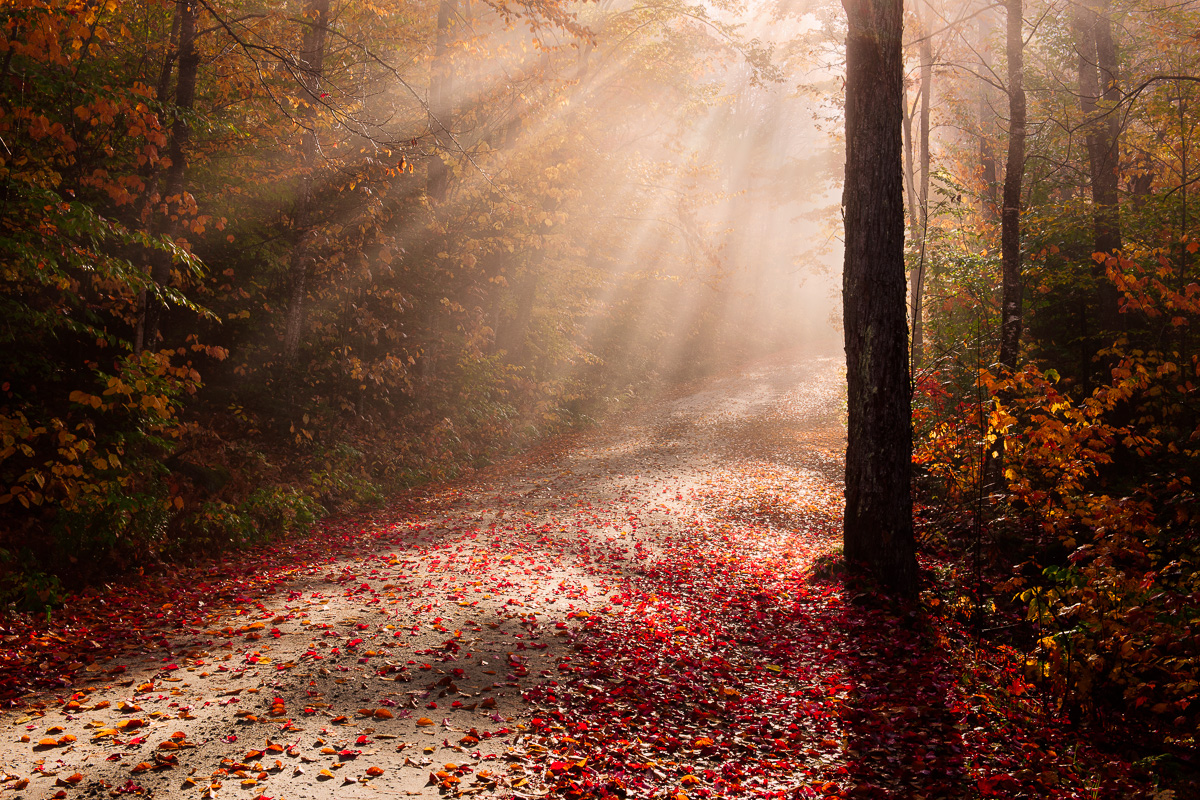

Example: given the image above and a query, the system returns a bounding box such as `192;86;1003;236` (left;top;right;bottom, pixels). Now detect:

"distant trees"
0;0;810;589
893;0;1200;744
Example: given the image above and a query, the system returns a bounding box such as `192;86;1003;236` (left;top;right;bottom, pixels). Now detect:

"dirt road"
0;353;848;800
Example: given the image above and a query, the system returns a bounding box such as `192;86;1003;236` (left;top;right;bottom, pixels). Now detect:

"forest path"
0;351;1138;799
0;351;855;799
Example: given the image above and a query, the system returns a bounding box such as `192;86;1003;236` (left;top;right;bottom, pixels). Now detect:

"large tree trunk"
282;0;332;365
1074;3;1122;331
997;0;1025;372
138;0;198;353
427;0;457;202
842;0;919;598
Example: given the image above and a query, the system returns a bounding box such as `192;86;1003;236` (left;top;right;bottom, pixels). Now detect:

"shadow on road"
820;578;970;800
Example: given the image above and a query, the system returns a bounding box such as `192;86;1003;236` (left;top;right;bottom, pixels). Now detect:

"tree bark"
997;0;1024;372
282;0;332;365
842;0;919;597
1074;3;1122;330
427;0;457;202
903;90;918;230
977;9;1001;223
139;0;198;353
910;0;932;375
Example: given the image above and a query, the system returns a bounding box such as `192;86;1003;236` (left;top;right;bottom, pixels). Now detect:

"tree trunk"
282;0;332;365
427;0;457;202
903;92;919;229
977;10;1001;223
1074;3;1122;331
138;0;198;353
998;0;1025;372
497;269;540;363
910;0;932;376
987;0;1025;494
842;0;919;598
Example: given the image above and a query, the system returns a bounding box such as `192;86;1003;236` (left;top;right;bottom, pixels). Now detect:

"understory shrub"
916;254;1200;748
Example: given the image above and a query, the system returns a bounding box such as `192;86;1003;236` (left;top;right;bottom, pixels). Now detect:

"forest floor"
0;352;1164;799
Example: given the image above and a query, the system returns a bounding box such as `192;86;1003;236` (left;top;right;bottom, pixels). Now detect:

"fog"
379;0;848;384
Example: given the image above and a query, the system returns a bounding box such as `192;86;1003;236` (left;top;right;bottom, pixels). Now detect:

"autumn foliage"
0;0;809;598
908;18;1199;786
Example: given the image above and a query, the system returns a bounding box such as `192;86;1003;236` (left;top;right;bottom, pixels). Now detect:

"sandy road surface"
0;353;846;800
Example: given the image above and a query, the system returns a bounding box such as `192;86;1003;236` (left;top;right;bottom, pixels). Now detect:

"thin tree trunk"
978;10;1000;222
1075;3;1122;331
282;0;332;365
988;0;1025;495
998;0;1025;372
1180;87;1190;279
1093;8;1121;256
427;0;457;202
155;11;182;106
139;0;198;353
842;0;918;598
135;10;183;354
903;93;919;228
911;0;932;375
498;270;540;363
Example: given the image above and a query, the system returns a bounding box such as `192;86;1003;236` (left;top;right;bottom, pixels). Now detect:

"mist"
370;0;848;387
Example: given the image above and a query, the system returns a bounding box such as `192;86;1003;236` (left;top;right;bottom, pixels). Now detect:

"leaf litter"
0;354;1155;798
